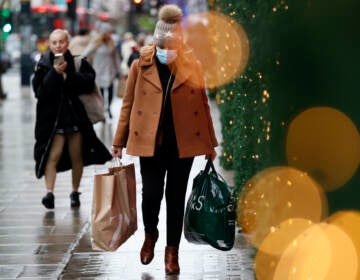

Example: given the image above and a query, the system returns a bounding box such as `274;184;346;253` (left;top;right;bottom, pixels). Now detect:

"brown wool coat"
112;45;218;158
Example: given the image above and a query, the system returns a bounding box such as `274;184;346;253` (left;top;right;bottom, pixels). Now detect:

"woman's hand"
205;149;217;161
111;146;123;158
53;61;67;75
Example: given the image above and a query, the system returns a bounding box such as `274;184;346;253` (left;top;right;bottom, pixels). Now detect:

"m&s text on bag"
189;195;205;211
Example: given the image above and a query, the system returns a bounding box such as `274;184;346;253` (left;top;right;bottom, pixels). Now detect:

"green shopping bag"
184;160;235;251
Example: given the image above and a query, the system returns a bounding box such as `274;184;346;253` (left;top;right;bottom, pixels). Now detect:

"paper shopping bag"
91;163;137;251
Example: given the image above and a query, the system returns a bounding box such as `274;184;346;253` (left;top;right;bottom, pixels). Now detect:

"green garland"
210;0;360;212
209;0;288;196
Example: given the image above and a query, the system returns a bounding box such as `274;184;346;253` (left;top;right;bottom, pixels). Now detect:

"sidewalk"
0;70;255;279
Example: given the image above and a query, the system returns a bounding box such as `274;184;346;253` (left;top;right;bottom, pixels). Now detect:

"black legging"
140;151;194;247
100;84;113;115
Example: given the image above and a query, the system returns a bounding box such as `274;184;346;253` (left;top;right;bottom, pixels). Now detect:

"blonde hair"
49;29;70;42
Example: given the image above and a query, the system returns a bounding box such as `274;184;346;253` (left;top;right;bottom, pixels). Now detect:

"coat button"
191;89;195;94
134;131;139;136
141;89;146;95
194;111;199;116
137;110;143;116
195;131;200;136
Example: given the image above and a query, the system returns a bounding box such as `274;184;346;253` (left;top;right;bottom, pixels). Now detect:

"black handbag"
184;159;236;251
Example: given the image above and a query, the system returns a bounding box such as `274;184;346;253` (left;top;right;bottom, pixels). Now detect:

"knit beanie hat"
153;4;183;47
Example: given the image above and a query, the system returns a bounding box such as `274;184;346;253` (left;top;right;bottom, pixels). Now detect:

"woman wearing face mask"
111;4;218;275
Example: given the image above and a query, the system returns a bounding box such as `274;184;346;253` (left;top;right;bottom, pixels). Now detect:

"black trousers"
139;150;194;247
100;83;113;114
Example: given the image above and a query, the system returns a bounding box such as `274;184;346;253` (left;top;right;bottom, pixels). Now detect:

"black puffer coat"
32;50;112;179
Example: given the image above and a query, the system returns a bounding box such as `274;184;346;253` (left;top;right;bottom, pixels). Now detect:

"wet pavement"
0;69;255;279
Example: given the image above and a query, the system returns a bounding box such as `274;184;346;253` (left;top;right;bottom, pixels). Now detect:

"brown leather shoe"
140;230;159;265
165;246;180;275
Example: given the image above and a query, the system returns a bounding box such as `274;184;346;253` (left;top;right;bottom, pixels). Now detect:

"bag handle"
109;157;123;174
112;157;122;168
203;159;234;200
204;159;216;176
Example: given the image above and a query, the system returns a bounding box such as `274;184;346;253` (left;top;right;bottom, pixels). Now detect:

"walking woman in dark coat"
32;29;112;209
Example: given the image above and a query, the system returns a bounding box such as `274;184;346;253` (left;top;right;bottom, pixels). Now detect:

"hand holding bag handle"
111;146;123;159
203;159;216;176
109;156;123;174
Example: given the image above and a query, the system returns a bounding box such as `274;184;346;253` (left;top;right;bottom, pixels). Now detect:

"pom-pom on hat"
153;4;183;48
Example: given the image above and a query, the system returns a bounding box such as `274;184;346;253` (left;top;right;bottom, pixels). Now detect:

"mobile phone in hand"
54;53;64;65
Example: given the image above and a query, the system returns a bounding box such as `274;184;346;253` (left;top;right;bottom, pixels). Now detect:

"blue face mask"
156;47;178;65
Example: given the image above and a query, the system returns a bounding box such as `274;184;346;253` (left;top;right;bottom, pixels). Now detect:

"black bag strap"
204;159;216;176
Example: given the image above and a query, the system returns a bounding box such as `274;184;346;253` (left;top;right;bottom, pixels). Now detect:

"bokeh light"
286;106;360;191
237;166;327;247
255;218;314;280
183;11;250;88
327;211;360;279
274;223;358;280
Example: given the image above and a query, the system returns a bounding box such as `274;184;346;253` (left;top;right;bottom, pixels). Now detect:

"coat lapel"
171;50;195;91
172;68;190;91
142;63;162;91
